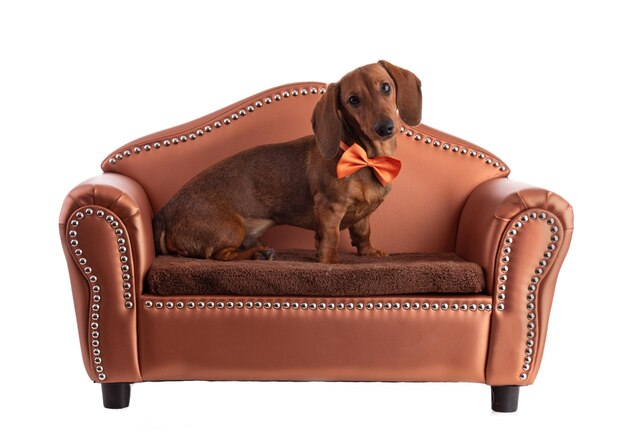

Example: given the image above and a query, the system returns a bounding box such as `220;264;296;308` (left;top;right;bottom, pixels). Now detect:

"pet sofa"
59;82;573;412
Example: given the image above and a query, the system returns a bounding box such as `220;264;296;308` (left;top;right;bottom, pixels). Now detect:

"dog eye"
348;95;360;106
381;82;391;95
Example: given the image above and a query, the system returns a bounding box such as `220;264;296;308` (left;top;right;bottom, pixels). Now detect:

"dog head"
312;61;422;159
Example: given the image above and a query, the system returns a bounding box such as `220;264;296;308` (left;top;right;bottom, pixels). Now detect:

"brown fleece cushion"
147;249;485;297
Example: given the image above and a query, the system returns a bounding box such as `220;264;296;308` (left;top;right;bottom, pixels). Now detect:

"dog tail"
152;216;169;255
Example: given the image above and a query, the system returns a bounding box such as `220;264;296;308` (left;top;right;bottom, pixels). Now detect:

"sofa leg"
102;383;131;409
491;385;519;412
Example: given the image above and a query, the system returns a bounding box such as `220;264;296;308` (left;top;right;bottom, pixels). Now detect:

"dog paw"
359;247;387;257
254;247;276;261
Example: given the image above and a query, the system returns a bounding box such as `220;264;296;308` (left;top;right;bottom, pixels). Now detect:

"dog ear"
378;60;422;126
311;83;341;160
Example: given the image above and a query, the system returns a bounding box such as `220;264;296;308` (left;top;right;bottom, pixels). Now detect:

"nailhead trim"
494;209;562;382
401;126;508;173
144;299;492;313
66;207;136;382
107;84;325;165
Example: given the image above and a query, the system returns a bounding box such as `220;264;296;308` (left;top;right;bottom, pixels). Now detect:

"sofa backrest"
102;82;508;253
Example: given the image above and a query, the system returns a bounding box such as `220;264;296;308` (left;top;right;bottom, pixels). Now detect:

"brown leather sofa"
59;82;573;412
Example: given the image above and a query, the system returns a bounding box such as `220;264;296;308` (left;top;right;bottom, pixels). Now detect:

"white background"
1;0;624;445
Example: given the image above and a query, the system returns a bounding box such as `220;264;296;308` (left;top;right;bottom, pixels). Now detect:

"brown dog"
153;60;422;263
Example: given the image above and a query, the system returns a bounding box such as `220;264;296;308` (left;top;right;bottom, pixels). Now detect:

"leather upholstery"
59;82;573;388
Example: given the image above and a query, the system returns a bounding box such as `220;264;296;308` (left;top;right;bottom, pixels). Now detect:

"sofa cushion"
146;249;485;297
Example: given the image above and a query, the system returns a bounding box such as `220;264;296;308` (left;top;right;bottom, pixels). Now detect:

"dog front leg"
315;199;346;264
349;215;387;257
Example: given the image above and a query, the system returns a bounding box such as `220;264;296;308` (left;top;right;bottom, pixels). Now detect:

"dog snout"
374;119;395;138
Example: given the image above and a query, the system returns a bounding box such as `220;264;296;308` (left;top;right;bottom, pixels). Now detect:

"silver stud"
291;303;299;309
231;114;238;120
245;302;252;308
384;303;392;310
442;143;450;150
393;303;400;310
550;235;559;243
122;149;131;157
485;304;493;311
527;293;535;301
109;158;116;164
204;126;212;133
239;110;246;116
164;302;172;309
255;100;263;107
145;301;153;308
494;162;500;167
528;313;535;320
91;322;99;330
216;302;225;309
301;303;308;310
196;129;204;136
501;256;510;263
309;303;317;310
291;90;298;96
499;274;508;282
433;140;441;147
544;251;552;259
531;276;539;284
125;302;134;309
207;302;215;309
187;302;195;309
282;91;290;98
469;150;477;157
403;302;410;309
133;146;141;154
469;304;477;311
311;87;318;94
93;295;101;303
528;284;536;292
84;267;92;274
328;303;335;310
522;364;530;371
422;303;430;310
412;303;420;309
550;226;559;233
274;94;281;101
539;260;547;267
366;303;374;310
180;135;188;143
527;340;534;348
300;88;308;95
320;88;326;94
356;303;364;310
501;265;509;273
441;303;449;310
431;303;439;310
478;153;485;159
548;243;556;250
124;292;131;300
115;153;123;160
75;249;83;256
460;148;467;154
539;212;547;220
485;158;492;164
499;166;506;171
527;322;535;330
337;303;345;310
223;118;231;125
514;222;522;229
153;142;161;149
414;134;422;141
460;304;468;311
226;302;234;309
451;304;459;311
527;331;535;338
264;97;272;104
78;257;86;265
163;139;171;146
498;284;506;292
92;340;100;347
263;302;271;309
497;303;505;311
509;229;517;236
530;212;537;220
98;373;106;381
75;211;85;220
505;237;513;244
92;331;99;338
478;304;485;311
497;293;506;301
535;268;543;275
527;303;535;310
213;122;221;128
424;137;432;144
197;302;205;309
503;247;511;254
346;303;354;310
273;302;281;309
247;105;255;112
70;220;79;228
452;146;459;152
155;302;163;309
188;133;196;140
89;275;97;282
319;303;327;310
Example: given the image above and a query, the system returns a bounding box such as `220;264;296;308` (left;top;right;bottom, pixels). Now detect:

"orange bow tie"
336;141;401;186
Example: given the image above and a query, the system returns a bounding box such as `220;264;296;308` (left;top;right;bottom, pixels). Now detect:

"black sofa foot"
491;386;519;412
102;383;131;409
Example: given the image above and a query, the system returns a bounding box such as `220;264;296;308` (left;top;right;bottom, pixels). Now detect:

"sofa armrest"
59;173;154;383
457;178;573;385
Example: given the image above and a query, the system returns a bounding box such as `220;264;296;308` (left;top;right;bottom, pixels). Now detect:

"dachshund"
153;60;422;264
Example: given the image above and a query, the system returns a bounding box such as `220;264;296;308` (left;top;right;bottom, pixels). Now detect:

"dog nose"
375;119;395;137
